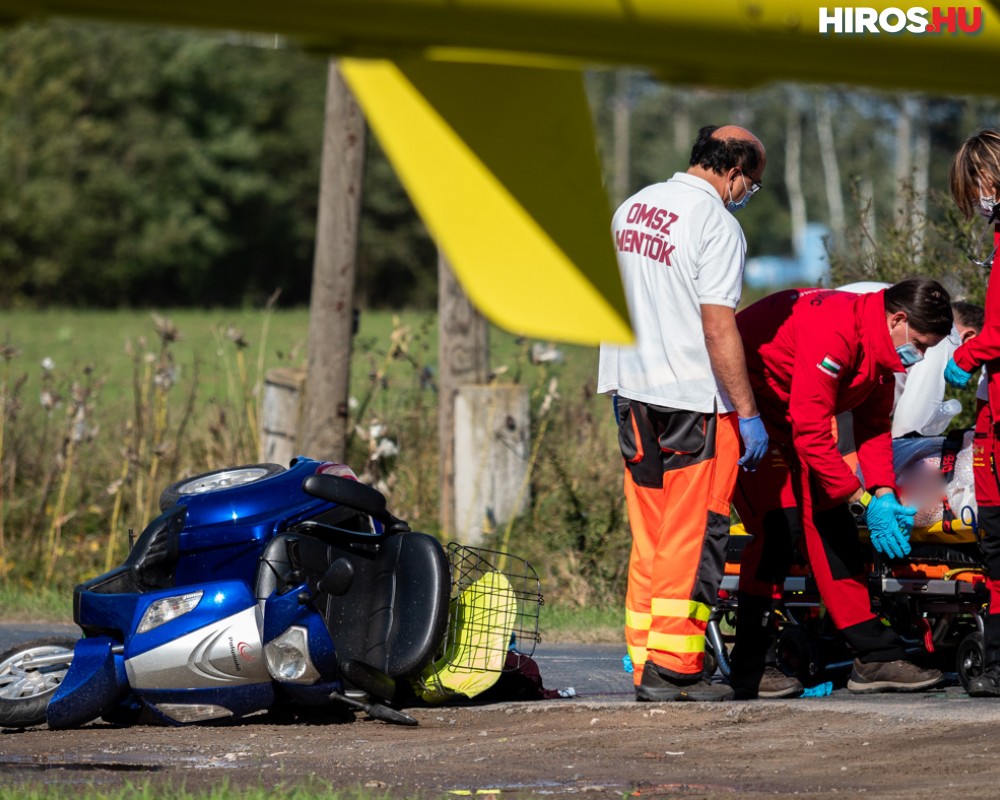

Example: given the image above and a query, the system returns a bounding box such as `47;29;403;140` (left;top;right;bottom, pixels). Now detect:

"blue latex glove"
892;500;917;536
944;357;973;388
738;415;769;471
865;493;917;560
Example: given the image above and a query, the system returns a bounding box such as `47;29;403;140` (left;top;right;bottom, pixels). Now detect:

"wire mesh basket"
412;545;543;703
444;543;543;669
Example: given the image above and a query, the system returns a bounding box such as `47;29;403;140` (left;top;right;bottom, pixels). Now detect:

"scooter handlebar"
302;473;402;528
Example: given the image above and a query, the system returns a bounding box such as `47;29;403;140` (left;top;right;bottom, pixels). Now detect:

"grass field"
2;307;602;417
0;306;627;623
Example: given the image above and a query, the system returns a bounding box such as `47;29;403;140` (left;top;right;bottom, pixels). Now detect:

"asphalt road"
0;623;80;655
0;622;634;699
3;622;996;720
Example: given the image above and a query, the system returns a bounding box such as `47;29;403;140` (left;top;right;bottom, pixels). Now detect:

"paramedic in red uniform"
599;125;769;702
944;128;1000;697
730;280;951;698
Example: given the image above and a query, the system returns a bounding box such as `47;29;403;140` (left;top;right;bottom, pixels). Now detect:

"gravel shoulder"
3;633;997;798
2;696;998;799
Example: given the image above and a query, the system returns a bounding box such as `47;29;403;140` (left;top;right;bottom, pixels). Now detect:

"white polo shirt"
597;172;747;413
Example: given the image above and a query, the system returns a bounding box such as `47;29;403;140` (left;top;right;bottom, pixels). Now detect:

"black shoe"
847;659;943;693
636;661;734;702
757;666;804;699
967;667;1000;698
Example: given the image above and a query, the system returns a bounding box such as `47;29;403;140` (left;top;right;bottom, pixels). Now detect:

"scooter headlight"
136;591;204;634
264;626;321;684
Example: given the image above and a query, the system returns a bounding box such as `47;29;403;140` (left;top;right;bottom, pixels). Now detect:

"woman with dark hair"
945;128;1000;697
729;279;951;699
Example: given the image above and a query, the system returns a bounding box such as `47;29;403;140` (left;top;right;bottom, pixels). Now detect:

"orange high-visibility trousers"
616;398;740;682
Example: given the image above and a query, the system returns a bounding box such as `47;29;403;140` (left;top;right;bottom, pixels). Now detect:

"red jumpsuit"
732;288;909;672
951;227;1000;664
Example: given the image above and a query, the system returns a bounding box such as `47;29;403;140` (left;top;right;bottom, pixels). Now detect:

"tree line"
3;20;1000;311
588;73;1000;304
0;21;434;310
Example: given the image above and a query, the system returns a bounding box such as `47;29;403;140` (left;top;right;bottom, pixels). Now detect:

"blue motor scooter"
0;458;540;728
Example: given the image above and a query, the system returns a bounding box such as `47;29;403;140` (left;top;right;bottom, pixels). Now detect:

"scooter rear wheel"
159;463;285;511
0;637;77;728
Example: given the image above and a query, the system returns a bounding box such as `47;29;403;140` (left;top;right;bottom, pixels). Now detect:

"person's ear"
962;328;978;344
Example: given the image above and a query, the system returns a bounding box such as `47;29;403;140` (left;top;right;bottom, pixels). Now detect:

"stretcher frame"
708;521;989;690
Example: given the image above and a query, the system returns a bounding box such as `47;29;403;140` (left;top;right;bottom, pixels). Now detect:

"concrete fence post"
453;384;530;545
260;367;307;466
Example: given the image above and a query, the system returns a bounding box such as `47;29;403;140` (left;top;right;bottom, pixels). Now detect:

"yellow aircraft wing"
339;59;630;343
3;1;1000;343
4;0;999;92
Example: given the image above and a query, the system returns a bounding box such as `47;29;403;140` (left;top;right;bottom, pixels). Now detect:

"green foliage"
0;307;307;586
356;139;436;309
538;597;622;644
828;183;985;302
0;582;71;621
826;183;988;430
508;359;630;612
8;23;1000;313
0;22;325;307
0;21;436;310
585;74;1000;272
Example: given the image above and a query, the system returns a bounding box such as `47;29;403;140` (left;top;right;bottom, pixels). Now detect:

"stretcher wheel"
776;626;821;685
957;632;985;693
702;647;719;680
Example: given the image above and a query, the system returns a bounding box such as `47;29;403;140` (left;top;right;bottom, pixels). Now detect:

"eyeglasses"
743;173;762;195
968;208;999;269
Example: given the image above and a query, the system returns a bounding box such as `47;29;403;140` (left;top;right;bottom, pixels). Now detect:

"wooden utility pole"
299;61;367;462
438;253;489;539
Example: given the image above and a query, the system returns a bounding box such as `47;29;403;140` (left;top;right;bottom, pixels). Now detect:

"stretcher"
708;433;990;691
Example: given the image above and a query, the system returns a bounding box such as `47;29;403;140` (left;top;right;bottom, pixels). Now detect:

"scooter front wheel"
0;636;77;728
159;463;286;511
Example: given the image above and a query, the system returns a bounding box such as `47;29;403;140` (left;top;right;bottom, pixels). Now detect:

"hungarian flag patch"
817;355;842;378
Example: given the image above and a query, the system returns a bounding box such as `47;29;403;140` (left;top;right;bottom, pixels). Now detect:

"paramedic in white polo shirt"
598;125;770;702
